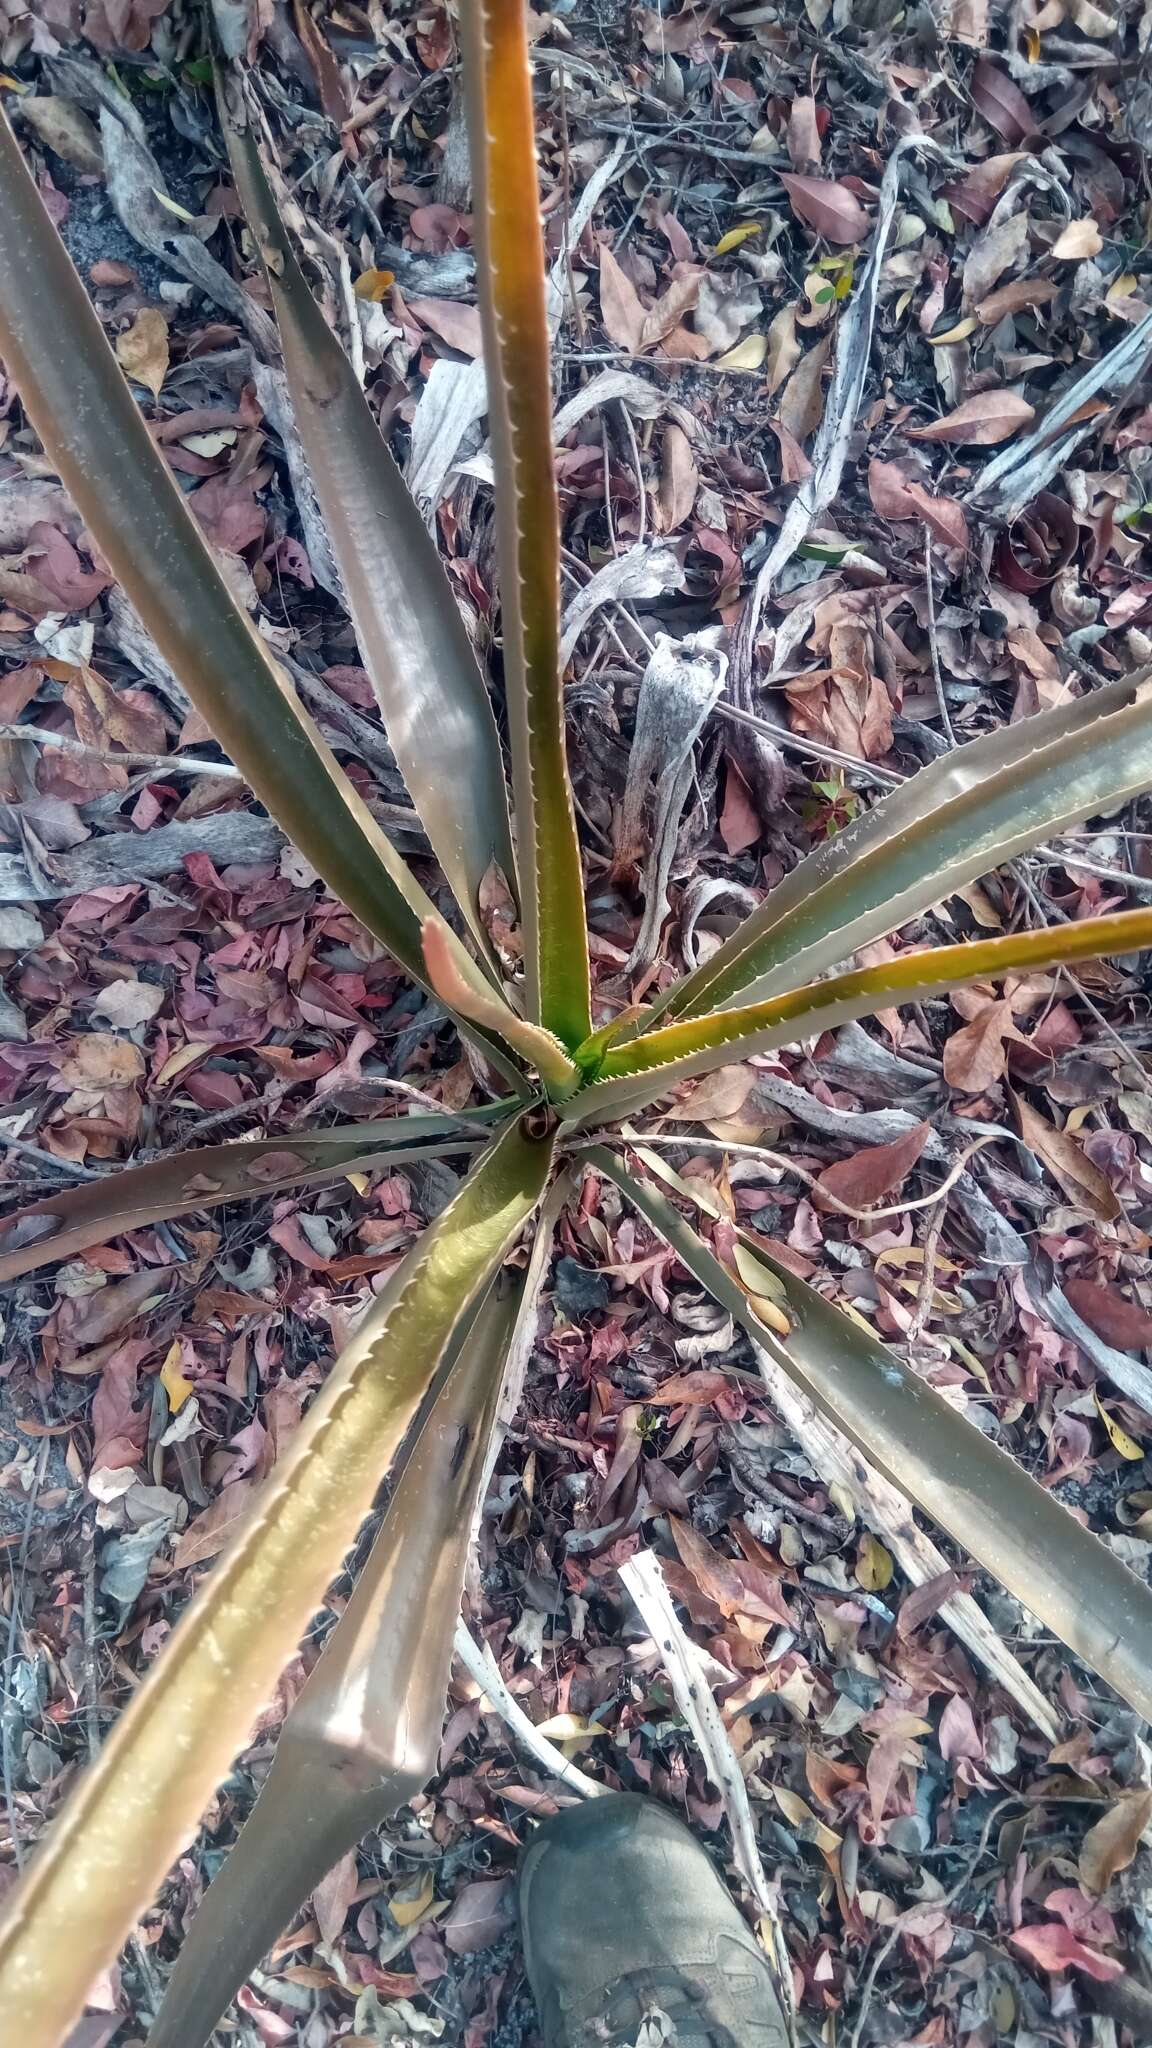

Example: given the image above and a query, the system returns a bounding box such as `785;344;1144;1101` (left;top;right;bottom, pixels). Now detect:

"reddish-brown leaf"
815;1120;931;1210
669;1517;792;1626
908;391;1034;446
1010;1922;1124;1981
867;458;968;548
943;998;1018;1092
970;59;1038;145
443;1878;515;1956
1063;1278;1152;1352
778;174;872;245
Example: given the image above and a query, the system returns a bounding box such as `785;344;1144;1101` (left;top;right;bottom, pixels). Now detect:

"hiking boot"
518;1792;794;2048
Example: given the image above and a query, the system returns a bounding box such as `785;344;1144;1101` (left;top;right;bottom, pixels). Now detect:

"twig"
620;1551;796;2028
712;701;903;790
452;1619;607;1799
0;725;241;780
0;1131;110;1181
623;1131;997;1223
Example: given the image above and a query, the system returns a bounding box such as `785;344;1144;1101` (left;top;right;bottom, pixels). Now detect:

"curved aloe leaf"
0;1116;555;2047
566;907;1152;1125
460;0;591;1048
656;670;1152;1022
217;76;517;955
593;1150;1152;1723
422;918;579;1095
0;1106;514;1284
0;109;522;1082
145;1277;519;2048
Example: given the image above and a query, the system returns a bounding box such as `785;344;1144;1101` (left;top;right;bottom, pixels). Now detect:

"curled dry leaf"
1078;1788;1152;1896
778;173;872;246
908;390;1034;446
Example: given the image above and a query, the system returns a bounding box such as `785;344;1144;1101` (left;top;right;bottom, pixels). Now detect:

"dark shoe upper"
517;1793;793;2048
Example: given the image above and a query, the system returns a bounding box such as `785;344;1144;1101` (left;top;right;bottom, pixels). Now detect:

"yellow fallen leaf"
928;315;979;345
151;188;198;223
389;1871;435;1928
856;1533;894;1591
714;222;762;255
1096;1391;1144;1461
344;1171;370;1195
156;1041;211;1086
160;1340;194;1414
713;333;767;371
732;1241;793;1335
534;1713;608;1750
354;268;395;301
1107;271;1139;305
115;307;169;399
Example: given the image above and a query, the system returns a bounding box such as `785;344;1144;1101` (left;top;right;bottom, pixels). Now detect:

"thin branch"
452;1620;607;1799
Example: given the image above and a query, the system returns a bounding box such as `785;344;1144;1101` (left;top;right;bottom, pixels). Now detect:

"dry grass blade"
460;0;591;1048
0;1119;554;2046
146;1281;520;2048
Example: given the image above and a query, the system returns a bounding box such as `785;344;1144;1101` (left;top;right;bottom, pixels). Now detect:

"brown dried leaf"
787;96;822;170
765;303;802;397
815;1120;931;1210
908;390;1034;446
19;97;103;175
598;245;646;352
115;308;170;401
656;422;699;532
778;174;872;246
1052;218;1104;262
669;1517;792;1625
943;998;1019;1092
1063;1278;1152;1352
970;58;1038;146
1078;1789;1152;1896
1013;1093;1121;1221
779;330;831;440
975;277;1059;325
57;1035;146;1089
312;1851;359;1948
866;459;968;547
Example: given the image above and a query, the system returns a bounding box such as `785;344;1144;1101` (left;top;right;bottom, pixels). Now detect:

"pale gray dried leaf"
19;96;103;175
614;632;728;973
694;272;762;356
88;978;164;1030
559;544;684;668
0;906;44;951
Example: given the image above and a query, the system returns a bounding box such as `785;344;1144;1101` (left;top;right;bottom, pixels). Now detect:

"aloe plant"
2;12;1152;2041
